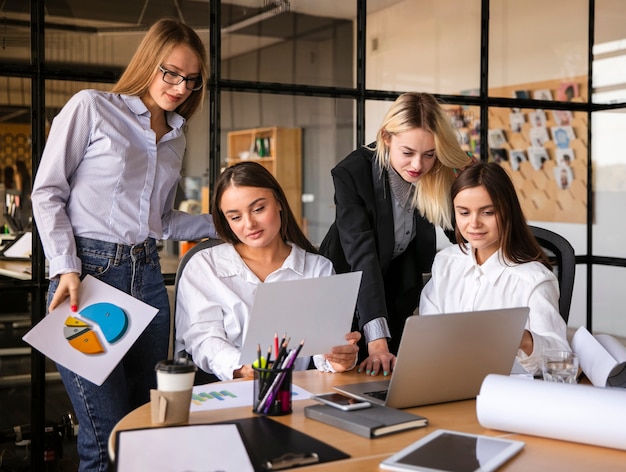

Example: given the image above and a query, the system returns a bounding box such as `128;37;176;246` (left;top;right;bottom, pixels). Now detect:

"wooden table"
110;370;626;471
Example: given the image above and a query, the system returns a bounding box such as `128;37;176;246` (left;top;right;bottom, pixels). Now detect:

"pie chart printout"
64;303;129;355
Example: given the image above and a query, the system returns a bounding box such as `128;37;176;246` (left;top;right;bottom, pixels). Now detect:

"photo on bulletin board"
527;146;550;170
553;110;573;126
488;129;507;148
551;125;576;147
509;112;525;133
529;126;550;147
514;90;530;99
510;150;527;171
490;148;508;164
533;89;553;101
556;148;575;167
529;109;547;128
553;164;574;190
556;82;579;102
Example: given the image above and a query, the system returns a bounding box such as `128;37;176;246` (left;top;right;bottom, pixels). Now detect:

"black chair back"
530;226;575;323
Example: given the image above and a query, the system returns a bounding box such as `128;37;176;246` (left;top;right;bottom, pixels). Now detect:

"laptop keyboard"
364;389;388;401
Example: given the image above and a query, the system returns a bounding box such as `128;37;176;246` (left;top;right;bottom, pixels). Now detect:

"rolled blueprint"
476;374;626;450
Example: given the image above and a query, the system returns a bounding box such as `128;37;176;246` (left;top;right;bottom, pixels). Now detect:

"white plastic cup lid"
155;358;197;391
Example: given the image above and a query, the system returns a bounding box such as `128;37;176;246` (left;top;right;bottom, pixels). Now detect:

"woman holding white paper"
419;162;570;374
176;162;360;380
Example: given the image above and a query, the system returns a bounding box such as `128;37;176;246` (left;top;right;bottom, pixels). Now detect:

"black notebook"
304;403;428;438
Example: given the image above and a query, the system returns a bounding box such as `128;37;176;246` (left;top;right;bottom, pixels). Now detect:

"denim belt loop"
114;242;125;264
129;238;155;261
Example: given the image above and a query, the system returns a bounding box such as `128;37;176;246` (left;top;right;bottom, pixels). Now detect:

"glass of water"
541;350;579;384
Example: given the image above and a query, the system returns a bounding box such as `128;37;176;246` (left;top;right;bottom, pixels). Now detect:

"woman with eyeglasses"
31;19;214;472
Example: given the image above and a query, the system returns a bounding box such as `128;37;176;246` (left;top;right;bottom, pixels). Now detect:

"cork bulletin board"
0;123;33;176
446;77;588;224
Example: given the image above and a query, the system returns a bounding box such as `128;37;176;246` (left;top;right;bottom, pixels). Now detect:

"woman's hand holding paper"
325;331;361;372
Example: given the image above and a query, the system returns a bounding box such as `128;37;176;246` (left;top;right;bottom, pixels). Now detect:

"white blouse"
419;244;570;374
175;242;335;380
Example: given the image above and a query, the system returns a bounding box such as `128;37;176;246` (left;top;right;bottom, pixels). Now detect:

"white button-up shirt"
175;242;335;380
419;244;570;374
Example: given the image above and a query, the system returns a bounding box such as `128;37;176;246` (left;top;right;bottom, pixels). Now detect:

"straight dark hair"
212;161;318;253
451;162;551;270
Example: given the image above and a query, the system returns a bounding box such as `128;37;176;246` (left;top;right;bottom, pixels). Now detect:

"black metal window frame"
1;0;623;468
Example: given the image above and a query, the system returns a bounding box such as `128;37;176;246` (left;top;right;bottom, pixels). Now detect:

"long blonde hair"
111;18;207;119
372;92;471;229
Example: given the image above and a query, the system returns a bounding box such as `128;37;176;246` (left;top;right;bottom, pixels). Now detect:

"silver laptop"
334;307;529;409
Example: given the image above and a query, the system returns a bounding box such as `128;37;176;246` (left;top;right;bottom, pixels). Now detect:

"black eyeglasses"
158;66;203;91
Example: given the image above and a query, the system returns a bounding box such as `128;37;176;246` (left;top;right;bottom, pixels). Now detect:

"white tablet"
380;429;524;472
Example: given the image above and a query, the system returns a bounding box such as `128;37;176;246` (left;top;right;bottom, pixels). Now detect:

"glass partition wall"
1;0;625;469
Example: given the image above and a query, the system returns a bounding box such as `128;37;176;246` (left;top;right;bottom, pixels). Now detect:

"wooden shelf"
227;127;303;224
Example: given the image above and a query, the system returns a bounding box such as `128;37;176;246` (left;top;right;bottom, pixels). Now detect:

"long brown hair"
212;161;318;253
372;92;472;229
111;18;207;119
451;162;551;270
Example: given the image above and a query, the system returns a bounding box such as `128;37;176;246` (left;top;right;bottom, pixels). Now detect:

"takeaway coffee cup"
150;358;197;425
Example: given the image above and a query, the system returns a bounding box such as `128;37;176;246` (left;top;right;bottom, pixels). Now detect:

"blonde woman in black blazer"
320;92;473;377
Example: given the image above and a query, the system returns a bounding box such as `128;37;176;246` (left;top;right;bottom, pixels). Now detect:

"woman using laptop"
176;162;360;381
419;162;570;374
320;92;474;378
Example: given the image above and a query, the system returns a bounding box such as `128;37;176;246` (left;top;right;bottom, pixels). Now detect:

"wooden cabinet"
226;127;303;224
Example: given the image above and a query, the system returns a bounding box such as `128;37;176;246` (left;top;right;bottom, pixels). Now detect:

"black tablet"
380;429;524;472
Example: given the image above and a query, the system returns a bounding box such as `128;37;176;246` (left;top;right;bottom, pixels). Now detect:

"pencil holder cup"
252;365;293;416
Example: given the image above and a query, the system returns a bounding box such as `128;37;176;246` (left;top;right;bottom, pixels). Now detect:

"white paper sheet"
476;374;626;450
239;271;362;363
22;275;158;385
3;231;31;258
116;424;254;472
190;379;312;412
571;326;626;387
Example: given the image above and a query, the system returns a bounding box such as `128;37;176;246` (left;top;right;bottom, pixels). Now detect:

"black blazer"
319;146;436;351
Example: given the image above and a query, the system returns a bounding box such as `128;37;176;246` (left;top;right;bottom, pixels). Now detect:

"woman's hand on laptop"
359;338;396;377
324;331;361;372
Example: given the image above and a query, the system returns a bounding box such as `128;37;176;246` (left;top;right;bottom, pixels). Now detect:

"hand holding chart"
23;275;158;385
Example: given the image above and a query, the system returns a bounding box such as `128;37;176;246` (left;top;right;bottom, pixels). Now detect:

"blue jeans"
48;237;170;472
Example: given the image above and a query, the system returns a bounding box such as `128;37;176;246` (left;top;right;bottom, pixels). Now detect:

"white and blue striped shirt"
32;89;215;278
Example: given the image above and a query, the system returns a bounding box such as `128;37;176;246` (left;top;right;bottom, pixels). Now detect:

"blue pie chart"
79;302;129;343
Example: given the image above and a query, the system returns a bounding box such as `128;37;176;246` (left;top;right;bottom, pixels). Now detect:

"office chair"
529;226;575;323
173;238;224;385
